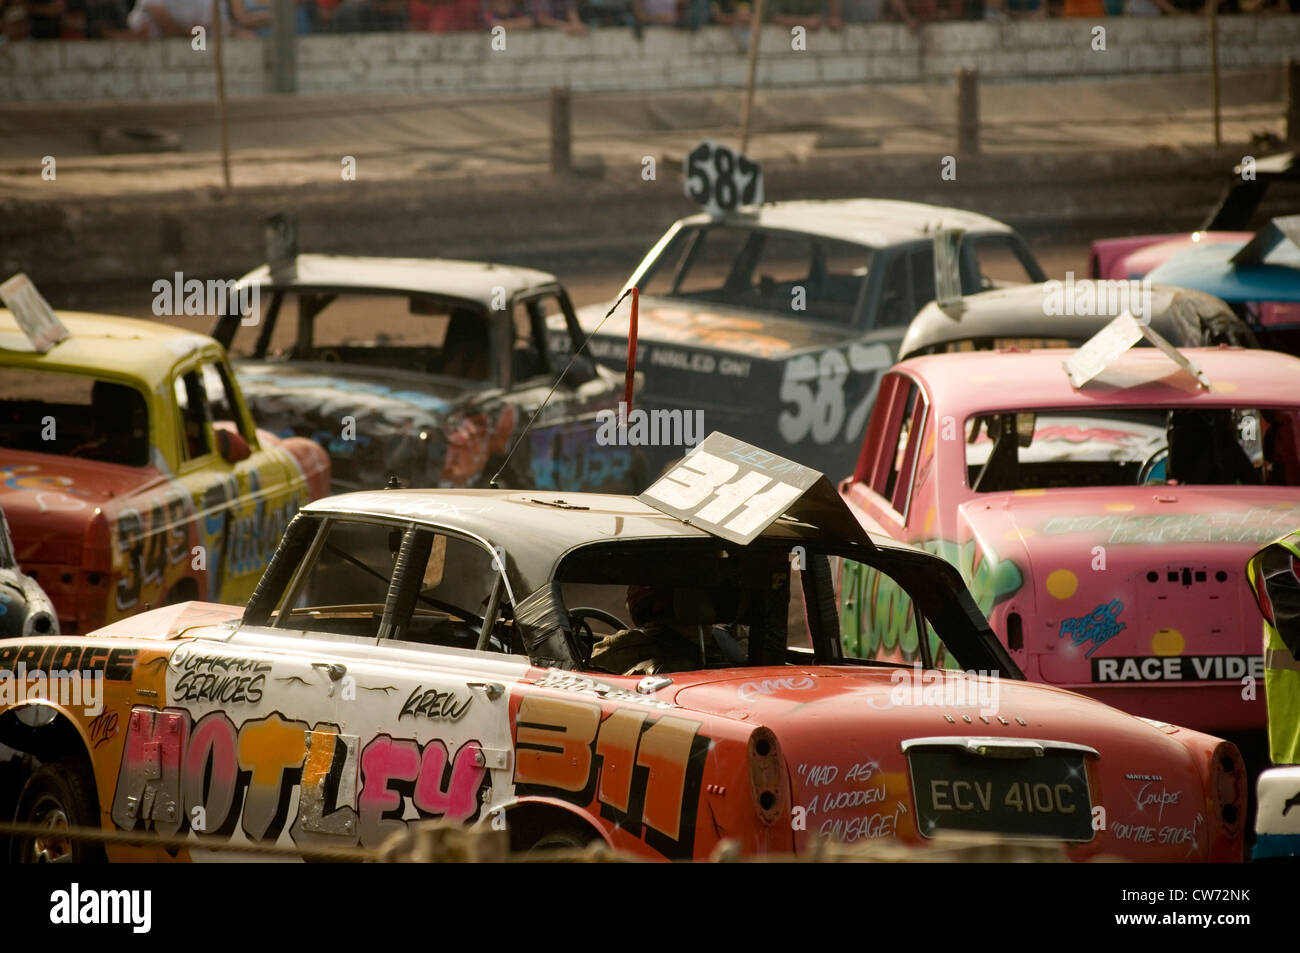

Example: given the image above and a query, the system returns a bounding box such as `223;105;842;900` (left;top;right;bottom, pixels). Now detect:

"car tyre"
515;820;599;857
11;760;106;864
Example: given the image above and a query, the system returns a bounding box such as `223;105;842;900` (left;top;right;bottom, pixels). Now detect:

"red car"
0;308;330;634
0;436;1245;862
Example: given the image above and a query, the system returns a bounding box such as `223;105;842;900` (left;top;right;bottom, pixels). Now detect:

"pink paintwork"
841;346;1300;733
1090;232;1250;280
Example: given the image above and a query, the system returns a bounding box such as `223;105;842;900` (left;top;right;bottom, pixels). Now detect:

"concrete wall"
2;16;1298;102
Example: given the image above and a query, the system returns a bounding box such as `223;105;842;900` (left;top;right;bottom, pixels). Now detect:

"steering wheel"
567;606;629;670
568;606;628;637
1138;447;1169;486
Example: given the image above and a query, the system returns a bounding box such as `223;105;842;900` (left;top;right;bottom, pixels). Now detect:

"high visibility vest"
1246;531;1300;765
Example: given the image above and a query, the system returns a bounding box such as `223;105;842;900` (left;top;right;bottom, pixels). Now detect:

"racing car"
839;336;1300;735
899;282;1256;361
211;249;639;495
1090;155;1300;354
1090;151;1300;283
0;295;330;636
550;199;1044;479
0;434;1244;862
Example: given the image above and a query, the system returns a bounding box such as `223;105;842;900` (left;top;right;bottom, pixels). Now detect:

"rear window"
965;407;1300;491
0;366;150;466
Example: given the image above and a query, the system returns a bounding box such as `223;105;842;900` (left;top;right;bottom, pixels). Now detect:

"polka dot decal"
1045;569;1078;600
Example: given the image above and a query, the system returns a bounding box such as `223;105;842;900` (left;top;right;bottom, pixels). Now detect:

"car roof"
0;309;215;389
901;282;1238;356
235;255;560;307
897;346;1300;412
1146;241;1300;303
302;488;907;593
677;199;1016;248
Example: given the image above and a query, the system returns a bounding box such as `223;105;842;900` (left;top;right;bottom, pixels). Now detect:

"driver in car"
589;586;707;676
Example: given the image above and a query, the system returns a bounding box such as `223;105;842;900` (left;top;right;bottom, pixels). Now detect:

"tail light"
1211;741;1247;848
748;727;787;825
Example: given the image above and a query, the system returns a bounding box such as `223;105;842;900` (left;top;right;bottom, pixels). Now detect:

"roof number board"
639;432;818;545
1064;311;1209;389
0;273;69;353
684;141;763;218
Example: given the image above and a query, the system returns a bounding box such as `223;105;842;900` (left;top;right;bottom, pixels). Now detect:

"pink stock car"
1089;151;1300;282
1090;152;1300;340
838;345;1300;734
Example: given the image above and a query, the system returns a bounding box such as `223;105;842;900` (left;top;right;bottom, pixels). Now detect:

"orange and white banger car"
0;435;1246;862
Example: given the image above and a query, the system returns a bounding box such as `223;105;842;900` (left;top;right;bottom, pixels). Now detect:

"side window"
868;379;917;501
274;519;400;638
836;557;950;668
907;247;936;316
201;360;251;440
173;370;212;461
888;389;926;517
968;235;1037;290
873;256;913;329
512;296;555;384
392;530;507;651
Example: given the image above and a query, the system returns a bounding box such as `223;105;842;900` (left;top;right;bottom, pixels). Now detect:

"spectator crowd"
2;0;1294;42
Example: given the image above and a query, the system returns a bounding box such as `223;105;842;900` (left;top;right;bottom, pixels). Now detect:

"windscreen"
638;225;873;327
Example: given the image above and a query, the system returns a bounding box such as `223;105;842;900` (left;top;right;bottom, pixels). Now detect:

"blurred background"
2;3;1298;316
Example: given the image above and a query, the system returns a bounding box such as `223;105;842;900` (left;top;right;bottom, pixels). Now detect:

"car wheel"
517;821;598;857
11;761;105;864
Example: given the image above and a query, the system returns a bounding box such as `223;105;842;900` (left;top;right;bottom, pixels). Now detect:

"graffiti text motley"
111;707;489;849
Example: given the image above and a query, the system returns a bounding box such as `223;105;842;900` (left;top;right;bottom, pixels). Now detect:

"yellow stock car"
0;310;330;635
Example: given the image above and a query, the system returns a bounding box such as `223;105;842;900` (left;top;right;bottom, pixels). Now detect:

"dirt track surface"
0;70;1285;199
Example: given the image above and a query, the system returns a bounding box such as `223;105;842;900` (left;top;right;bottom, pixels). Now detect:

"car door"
325;523;527;849
114;362;237;614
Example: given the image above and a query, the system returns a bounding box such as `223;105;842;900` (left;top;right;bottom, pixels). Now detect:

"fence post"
956;66;980;157
551;87;572;173
1288;57;1300;149
271;0;297;94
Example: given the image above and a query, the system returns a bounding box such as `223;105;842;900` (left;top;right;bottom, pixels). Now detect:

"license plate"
908;747;1094;841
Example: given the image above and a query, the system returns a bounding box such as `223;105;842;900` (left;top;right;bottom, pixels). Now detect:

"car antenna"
489;286;639;489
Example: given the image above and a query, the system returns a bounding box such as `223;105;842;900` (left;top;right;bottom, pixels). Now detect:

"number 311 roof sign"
639;431;871;547
683;141;765;218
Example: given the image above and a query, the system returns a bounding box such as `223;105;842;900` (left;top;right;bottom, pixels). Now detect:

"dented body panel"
0;310;330;635
0;485;1245;862
840;347;1300;733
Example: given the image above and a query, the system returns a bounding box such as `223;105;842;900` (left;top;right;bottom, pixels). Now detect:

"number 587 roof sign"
684;141;764;217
